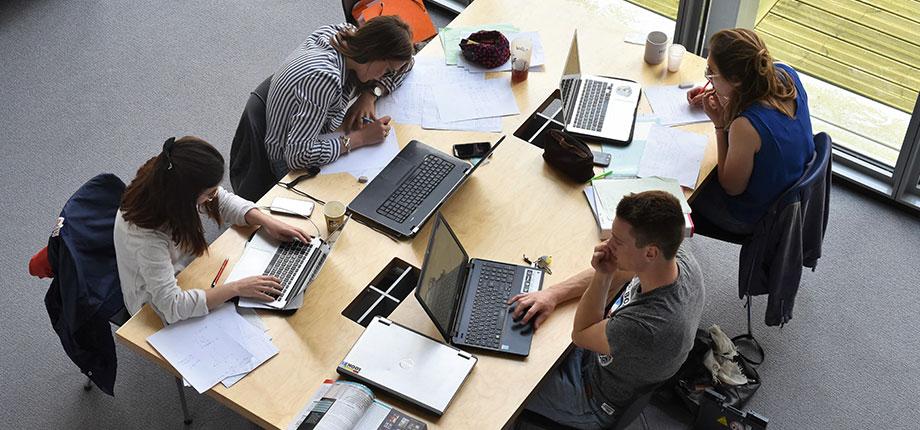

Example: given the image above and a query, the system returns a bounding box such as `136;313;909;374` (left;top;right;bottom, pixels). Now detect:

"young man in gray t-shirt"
519;191;705;429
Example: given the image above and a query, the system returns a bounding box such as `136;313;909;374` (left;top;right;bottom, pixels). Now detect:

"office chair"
32;173;194;425
229;76;275;202
342;0;359;26
514;386;658;430
691;132;832;361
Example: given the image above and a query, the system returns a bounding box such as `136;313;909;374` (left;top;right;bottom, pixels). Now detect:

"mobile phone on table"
452;142;492;160
592;150;612;167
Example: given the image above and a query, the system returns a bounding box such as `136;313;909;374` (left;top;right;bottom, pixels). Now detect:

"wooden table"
116;0;718;428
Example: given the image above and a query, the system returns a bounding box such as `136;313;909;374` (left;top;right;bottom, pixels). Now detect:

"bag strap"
731;333;764;366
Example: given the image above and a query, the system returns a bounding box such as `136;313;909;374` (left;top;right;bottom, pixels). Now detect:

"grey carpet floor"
2;1;919;429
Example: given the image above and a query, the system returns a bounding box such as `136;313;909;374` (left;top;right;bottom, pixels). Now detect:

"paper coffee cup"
323;201;346;233
644;31;668;65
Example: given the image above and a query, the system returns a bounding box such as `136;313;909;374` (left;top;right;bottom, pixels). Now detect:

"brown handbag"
543;129;595;182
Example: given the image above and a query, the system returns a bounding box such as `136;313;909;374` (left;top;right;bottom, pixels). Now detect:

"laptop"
233;215;349;310
558;31;642;145
414;213;544;357
348;136;504;240
337;316;477;416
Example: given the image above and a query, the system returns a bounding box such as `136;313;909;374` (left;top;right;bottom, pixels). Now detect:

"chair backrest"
229;76;277;202
610;388;656;430
342;0;358;25
775;132;832;209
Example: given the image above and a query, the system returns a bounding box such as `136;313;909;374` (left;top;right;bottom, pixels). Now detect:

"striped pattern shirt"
264;24;409;169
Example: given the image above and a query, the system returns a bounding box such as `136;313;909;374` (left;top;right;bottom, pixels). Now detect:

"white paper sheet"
644;85;711;126
421;98;503;132
221;308;279;388
457;32;546;73
146;305;255;393
601;116;659;177
637;126;708;188
375;57;443;125
314;130;399;181
435;76;519;122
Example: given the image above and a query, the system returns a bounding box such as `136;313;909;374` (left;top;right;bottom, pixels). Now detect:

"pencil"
210;258;229;288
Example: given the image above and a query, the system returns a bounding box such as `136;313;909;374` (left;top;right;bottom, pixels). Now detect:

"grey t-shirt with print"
584;245;705;411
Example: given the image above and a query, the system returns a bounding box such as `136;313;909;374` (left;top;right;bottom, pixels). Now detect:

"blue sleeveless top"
728;63;814;223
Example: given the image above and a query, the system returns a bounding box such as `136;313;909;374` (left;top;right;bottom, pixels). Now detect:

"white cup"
668;44;686;72
644;31;668;65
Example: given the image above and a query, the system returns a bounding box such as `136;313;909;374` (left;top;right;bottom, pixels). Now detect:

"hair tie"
162;137;176;170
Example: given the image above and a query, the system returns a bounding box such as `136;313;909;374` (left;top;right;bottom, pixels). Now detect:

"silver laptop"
559;31;642;144
233;216;349;310
337;316;477;416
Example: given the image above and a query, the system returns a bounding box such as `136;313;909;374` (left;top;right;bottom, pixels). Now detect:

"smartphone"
592;150;612;167
453;142;492;159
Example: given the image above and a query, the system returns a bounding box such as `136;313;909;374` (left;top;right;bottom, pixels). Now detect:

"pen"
361;116;374;124
210;258;229;288
590;171;613;181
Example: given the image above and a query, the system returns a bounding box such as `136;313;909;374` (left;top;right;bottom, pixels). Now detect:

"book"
585;177;694;239
289;379;427;430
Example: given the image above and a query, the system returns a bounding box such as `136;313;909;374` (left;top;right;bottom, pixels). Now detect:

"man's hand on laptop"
226;275;284;302
507;289;560;331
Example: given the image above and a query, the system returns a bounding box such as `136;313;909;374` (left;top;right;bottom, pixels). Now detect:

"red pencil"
210;258;229;288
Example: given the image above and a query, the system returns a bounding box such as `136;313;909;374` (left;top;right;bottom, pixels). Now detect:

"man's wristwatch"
343;135;352;153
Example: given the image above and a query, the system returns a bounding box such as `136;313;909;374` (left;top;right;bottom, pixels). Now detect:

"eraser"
678;82;695;89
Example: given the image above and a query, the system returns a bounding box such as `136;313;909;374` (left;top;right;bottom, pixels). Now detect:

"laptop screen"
559;32;582;124
416;214;469;340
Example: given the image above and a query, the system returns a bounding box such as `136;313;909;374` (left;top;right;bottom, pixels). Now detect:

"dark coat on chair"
229;76;275;202
44;173;126;395
738;133;832;326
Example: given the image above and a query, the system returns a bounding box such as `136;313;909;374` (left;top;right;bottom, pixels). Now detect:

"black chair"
342;0;358;26
229;76;276;202
691;132;832;358
514;386;657;430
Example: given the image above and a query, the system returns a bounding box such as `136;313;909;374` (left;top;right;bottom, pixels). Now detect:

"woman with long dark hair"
264;15;415;179
114;136;311;323
686;28;814;234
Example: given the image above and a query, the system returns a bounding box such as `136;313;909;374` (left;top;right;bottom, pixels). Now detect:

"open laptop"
415;213;544;357
348;136;504;240
559;31;642;145
233;215;349;310
337;316;477;416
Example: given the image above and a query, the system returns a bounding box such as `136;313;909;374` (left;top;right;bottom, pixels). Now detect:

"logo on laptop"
398;358;415;369
340;361;361;375
615;86;633;97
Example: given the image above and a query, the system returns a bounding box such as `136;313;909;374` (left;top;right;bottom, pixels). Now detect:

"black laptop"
415;213;544;357
348;137;504;239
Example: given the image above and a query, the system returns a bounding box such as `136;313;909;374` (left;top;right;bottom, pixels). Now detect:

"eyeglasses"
704;66;720;80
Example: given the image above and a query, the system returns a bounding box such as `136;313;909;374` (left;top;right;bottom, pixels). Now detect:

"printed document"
637;125;708;188
645;85;710;126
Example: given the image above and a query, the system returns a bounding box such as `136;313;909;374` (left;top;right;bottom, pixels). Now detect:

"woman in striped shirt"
265;16;414;179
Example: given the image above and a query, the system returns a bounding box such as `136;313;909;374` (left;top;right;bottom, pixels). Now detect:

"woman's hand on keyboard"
227;275;284;302
262;217;312;244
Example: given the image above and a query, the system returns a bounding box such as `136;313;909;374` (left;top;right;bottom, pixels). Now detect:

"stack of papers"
147;305;277;393
376;57;515;132
585;177;693;239
637;125;708;189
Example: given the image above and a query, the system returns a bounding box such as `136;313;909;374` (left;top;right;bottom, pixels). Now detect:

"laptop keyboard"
573;79;612;132
262;239;314;302
377;155;455;223
466;263;516;349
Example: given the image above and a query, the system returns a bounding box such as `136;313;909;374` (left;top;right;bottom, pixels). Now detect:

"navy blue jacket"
45;173;126;395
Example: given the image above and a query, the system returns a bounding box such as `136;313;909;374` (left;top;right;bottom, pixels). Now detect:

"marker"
210;258;229;288
590;171;613;181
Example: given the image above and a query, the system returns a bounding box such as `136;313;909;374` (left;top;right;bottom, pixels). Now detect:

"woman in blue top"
686;28;814;234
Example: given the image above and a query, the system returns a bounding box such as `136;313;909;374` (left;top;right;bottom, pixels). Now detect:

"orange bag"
352;0;437;44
